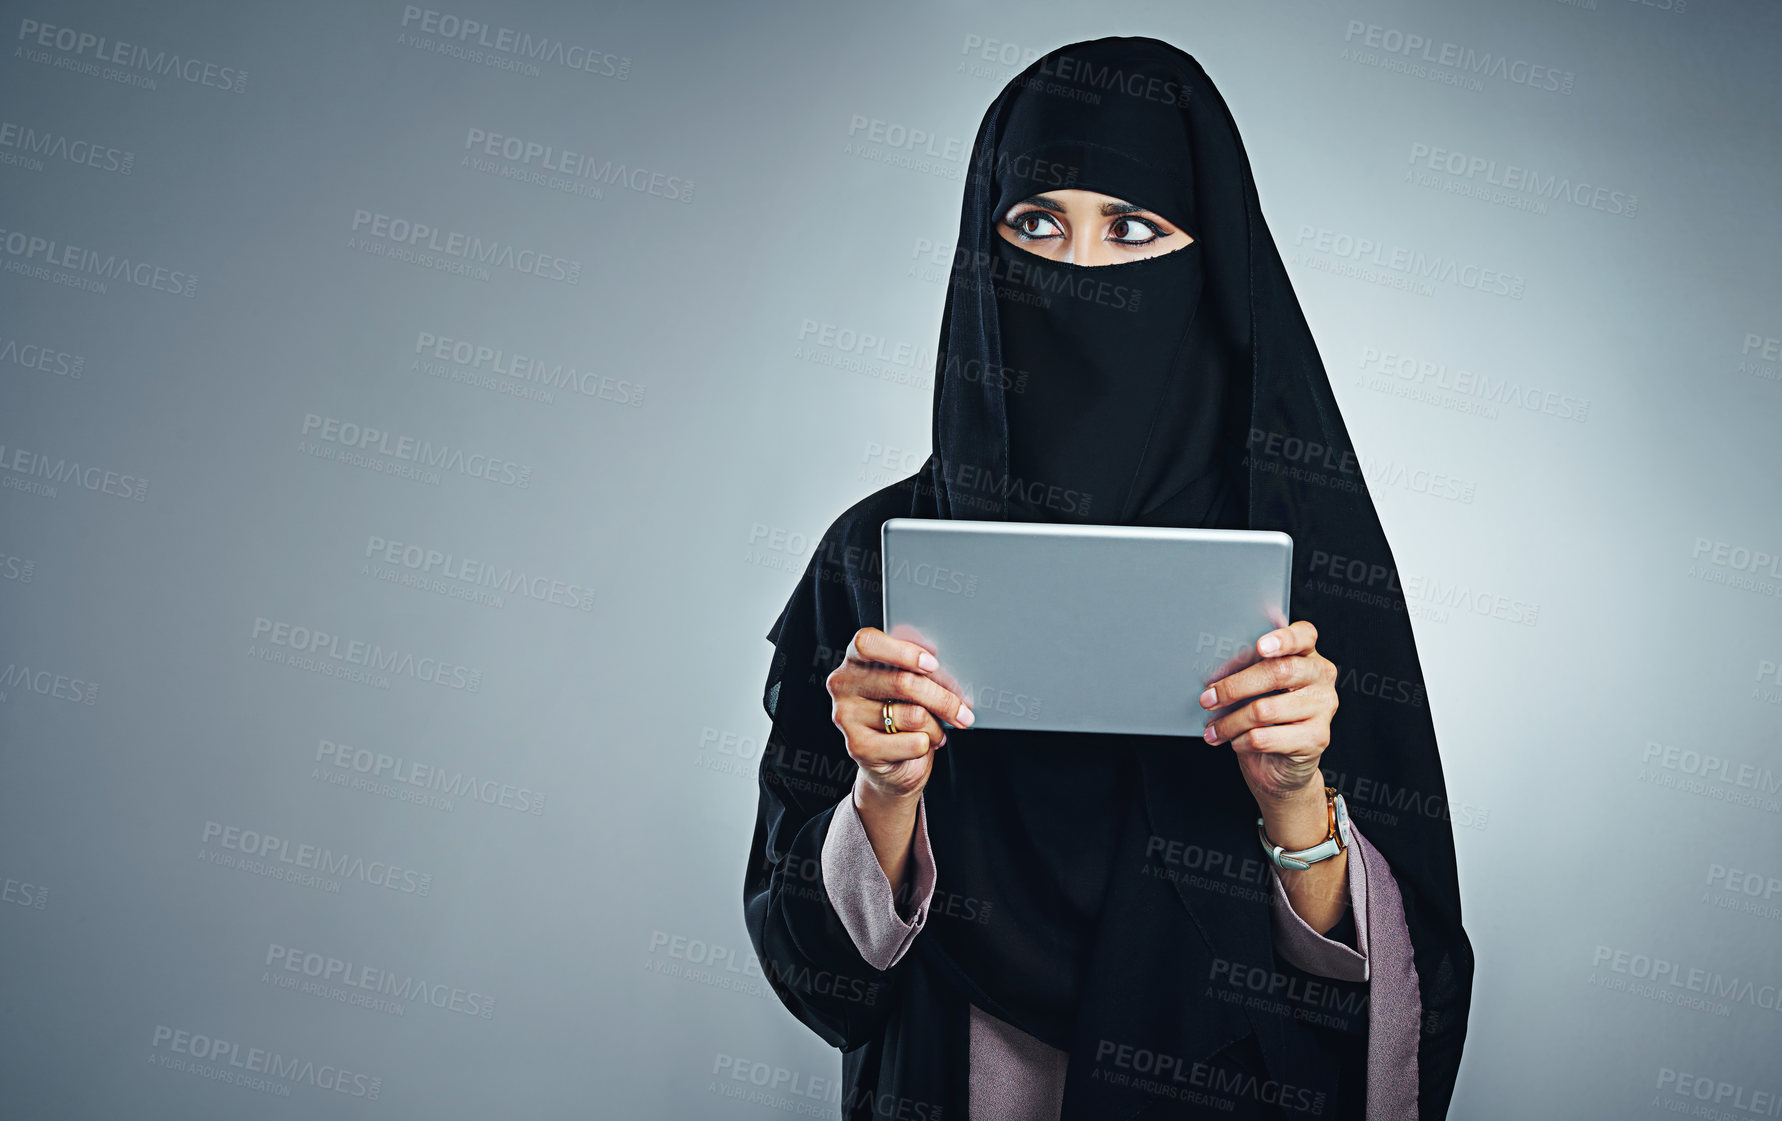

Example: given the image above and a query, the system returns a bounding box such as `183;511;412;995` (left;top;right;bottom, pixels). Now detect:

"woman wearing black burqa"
746;36;1472;1121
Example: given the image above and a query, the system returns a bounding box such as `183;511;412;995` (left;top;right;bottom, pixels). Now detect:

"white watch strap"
1256;792;1349;871
1258;823;1341;871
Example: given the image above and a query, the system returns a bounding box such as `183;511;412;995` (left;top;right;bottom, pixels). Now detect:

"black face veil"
752;36;1474;1119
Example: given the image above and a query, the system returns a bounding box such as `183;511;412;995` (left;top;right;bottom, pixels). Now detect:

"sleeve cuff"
1268;819;1372;982
820;789;937;971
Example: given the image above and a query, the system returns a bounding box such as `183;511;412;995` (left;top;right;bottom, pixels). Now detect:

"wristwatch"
1257;786;1351;871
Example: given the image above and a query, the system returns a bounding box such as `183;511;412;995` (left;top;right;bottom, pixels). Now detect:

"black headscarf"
754;36;1473;1118
987;54;1247;531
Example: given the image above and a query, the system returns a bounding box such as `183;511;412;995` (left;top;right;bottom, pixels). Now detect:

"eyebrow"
1012;194;1157;217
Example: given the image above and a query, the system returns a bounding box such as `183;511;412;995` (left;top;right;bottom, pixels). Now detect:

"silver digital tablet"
879;518;1293;737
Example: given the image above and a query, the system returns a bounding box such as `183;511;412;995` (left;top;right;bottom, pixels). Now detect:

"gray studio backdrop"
2;0;1778;1118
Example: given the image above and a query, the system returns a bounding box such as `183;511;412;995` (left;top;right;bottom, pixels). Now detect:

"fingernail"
918;651;939;672
957;704;975;727
1199;687;1217;709
1203;724;1219;744
1259;635;1280;655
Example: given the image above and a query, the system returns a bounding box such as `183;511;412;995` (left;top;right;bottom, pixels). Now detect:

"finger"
1200;652;1323;711
1256;619;1318;658
848;626;940;674
843;694;946;749
881;700;949;747
853;664;975;728
843;707;937;768
1204;684;1330;745
1223;717;1329;760
853;733;936;770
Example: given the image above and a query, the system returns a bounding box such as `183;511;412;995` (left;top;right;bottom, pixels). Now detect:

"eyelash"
1004;211;1168;245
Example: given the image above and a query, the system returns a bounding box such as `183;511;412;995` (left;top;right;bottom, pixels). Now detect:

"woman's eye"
1109;217;1163;245
1009;211;1064;240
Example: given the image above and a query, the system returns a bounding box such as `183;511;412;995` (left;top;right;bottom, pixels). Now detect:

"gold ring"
882;700;899;735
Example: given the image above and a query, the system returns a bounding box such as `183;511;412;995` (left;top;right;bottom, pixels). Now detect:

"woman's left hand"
1198;619;1338;803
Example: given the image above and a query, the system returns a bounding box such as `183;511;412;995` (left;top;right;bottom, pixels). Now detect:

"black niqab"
987;48;1245;531
751;35;1474;1120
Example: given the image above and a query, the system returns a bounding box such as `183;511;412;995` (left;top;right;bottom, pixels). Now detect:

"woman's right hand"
826;626;975;802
